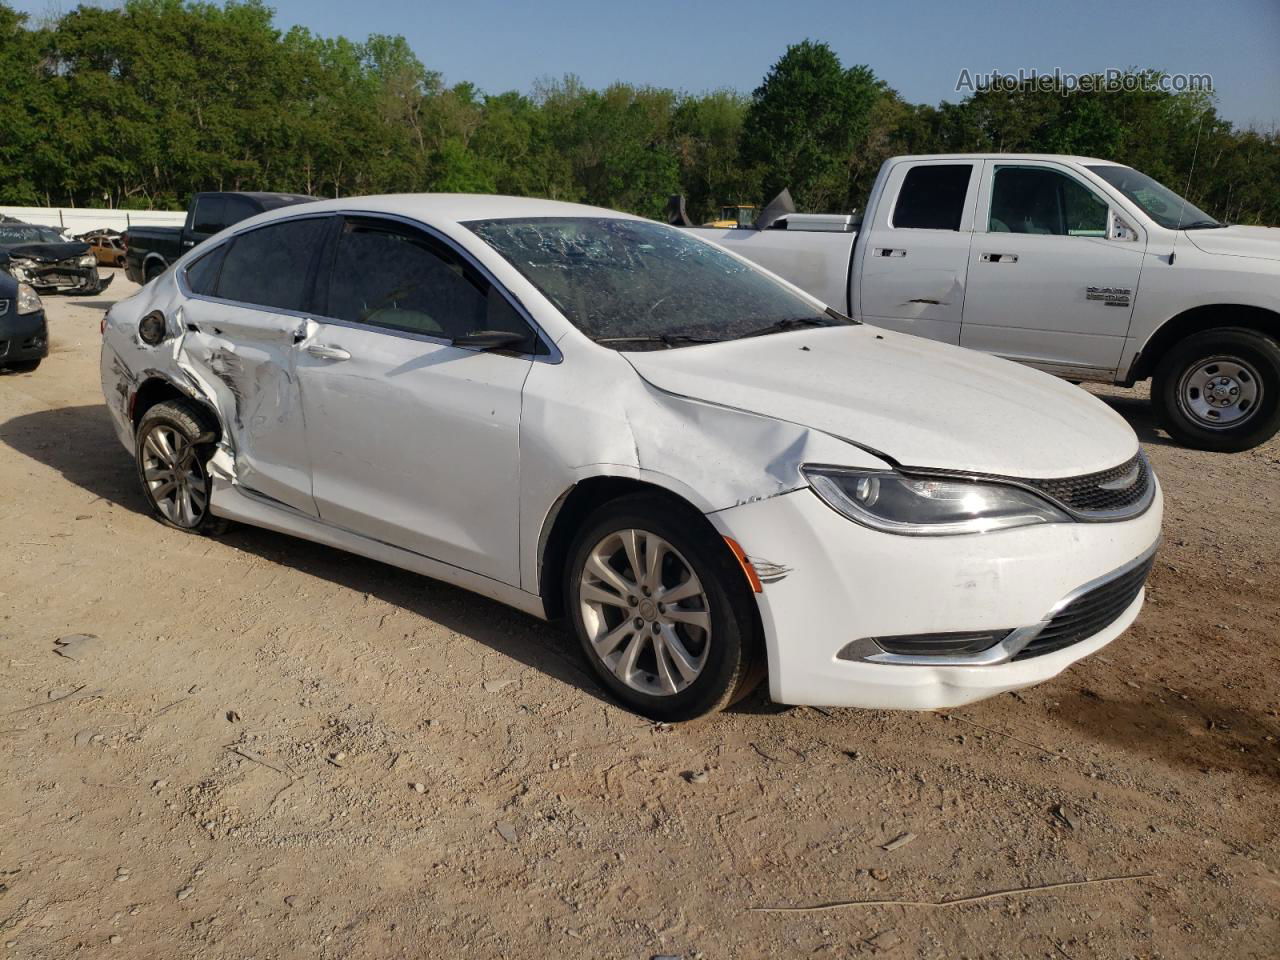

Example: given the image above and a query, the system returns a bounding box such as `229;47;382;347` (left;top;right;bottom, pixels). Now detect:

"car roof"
256;193;639;226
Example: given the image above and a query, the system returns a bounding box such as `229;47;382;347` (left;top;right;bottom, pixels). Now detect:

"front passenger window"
328;220;539;351
989;166;1109;236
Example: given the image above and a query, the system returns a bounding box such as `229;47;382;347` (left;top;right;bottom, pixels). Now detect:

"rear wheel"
135;400;225;534
3;359;41;373
1153;327;1280;452
565;493;762;721
143;259;166;284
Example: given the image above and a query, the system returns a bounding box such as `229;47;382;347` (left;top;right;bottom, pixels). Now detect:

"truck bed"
686;226;858;315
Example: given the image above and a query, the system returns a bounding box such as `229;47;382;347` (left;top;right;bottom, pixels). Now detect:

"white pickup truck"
685;154;1280;452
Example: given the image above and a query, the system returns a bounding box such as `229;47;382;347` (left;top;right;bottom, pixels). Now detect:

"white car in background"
100;196;1162;720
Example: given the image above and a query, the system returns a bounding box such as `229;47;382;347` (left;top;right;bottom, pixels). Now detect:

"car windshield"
1087;165;1222;229
0;224;66;244
465;216;846;347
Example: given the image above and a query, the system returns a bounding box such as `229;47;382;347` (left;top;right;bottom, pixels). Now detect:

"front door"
178;215;332;516
960;160;1146;377
295;215;539;586
856;160;979;344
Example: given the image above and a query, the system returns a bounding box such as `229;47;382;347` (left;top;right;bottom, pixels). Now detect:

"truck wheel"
143;260;166;284
1153;327;1280;452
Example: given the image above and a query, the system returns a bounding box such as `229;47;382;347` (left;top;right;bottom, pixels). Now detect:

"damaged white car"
101;196;1163;720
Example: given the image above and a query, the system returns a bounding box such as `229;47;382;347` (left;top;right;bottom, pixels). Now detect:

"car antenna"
1168;112;1206;266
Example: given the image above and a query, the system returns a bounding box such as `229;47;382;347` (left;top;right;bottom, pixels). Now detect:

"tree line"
2;0;1277;225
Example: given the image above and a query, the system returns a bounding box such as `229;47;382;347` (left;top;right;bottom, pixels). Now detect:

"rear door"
960;160;1146;377
855;160;979;344
294;215;540;586
177;215;332;516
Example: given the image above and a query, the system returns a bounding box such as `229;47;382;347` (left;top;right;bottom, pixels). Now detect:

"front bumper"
710;479;1163;710
0;309;49;363
15;262;113;296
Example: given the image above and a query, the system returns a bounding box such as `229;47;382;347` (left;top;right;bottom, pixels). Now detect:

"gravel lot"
2;271;1278;959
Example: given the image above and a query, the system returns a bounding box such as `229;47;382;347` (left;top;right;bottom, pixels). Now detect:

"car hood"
0;241;92;263
623;326;1139;479
1185;225;1280;263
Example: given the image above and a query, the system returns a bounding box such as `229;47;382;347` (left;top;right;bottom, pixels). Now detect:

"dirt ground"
2;271;1278;960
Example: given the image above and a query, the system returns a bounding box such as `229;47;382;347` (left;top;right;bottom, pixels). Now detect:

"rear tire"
564;493;762;721
143;260;166;284
3;359;41;373
135;400;226;535
1153;327;1280;452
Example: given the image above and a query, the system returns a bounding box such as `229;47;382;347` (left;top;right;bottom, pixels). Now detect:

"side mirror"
452;329;528;352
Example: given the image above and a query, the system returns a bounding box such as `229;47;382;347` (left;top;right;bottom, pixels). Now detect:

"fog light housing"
838;630;1012;661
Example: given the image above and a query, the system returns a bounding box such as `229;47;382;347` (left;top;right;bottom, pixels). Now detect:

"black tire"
564;492;763;721
1152;327;1280;452
3;359;41;373
143;260;166;284
134;399;227;535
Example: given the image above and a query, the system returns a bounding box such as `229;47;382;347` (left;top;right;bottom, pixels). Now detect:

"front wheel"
565;493;762;721
1153;327;1280;452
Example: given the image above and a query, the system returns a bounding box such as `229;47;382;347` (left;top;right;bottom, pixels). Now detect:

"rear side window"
191;197;226;236
184;244;227;296
892;164;973;230
216;218;329;312
325;219;539;351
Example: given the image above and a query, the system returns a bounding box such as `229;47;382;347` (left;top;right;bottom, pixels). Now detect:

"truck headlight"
802;466;1069;535
78;255;97;268
15;282;43;315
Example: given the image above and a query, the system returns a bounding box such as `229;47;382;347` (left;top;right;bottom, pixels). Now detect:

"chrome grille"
1021;452;1152;517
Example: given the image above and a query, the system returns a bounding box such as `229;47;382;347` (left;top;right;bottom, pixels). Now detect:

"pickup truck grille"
1021;452;1152;517
1012;551;1155;661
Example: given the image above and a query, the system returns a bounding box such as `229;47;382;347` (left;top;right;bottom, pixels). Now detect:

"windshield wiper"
734;317;835;340
594;333;723;348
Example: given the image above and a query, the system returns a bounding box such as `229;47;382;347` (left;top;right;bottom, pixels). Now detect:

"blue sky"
15;0;1280;128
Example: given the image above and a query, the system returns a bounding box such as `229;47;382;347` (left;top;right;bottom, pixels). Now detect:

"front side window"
892;164;973;230
989;166;1109;236
215;217;329;312
466;216;841;345
325;219;539;350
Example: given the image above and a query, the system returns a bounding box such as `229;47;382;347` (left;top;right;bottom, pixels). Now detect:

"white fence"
0;205;186;235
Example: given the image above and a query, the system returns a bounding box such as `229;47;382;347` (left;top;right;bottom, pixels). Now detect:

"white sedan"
100;195;1162;720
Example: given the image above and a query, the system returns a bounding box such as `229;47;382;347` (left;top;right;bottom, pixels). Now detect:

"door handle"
305;343;351;361
874;247;907;258
980;253;1018;263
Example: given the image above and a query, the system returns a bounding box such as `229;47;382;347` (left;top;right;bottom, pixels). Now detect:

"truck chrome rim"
577;529;711;697
1178;355;1262;429
141;425;208;527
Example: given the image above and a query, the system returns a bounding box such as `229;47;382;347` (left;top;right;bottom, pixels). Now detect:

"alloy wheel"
577;528;711;697
141;424;208;527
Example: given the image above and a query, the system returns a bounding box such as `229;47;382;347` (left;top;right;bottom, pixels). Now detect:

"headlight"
15;282;42;315
8;258;35;280
803;466;1069;535
78;255;97;267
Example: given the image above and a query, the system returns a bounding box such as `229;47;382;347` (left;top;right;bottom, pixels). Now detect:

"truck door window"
192;197;227;236
215;217;330;312
891;164;972;230
989;167;1109;236
221;196;260;230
